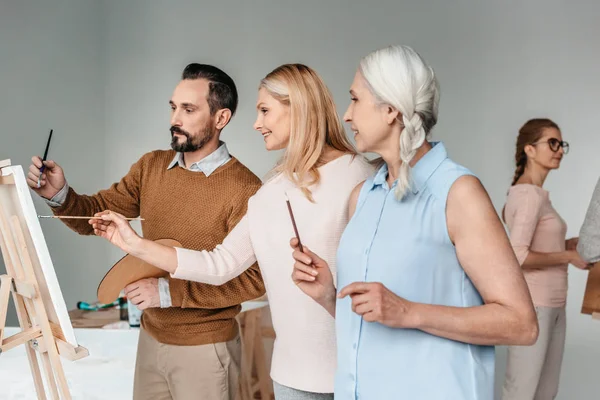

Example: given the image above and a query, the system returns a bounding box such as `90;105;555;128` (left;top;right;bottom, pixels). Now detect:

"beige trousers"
502;306;566;400
133;328;241;400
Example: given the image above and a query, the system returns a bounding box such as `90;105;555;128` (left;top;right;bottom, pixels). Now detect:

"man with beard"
27;63;265;400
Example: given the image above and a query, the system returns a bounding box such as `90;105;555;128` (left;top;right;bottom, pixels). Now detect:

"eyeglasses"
531;138;570;154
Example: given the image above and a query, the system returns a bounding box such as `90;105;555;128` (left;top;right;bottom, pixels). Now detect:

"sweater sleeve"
506;186;544;266
578;177;600;263
50;155;145;234
172;214;257;285
169;184;266;309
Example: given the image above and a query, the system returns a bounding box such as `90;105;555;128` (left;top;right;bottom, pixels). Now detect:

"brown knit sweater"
53;150;265;345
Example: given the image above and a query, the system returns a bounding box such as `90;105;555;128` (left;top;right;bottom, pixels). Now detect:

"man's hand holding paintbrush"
27;128;66;199
27;156;66;200
89;210;143;255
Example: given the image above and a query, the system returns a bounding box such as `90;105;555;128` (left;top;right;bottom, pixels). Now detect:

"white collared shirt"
167;141;231;176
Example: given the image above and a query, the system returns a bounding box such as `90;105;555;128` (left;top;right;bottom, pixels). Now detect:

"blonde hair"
260;64;357;201
359;45;440;200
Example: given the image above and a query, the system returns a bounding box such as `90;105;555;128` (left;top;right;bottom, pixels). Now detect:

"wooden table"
237;303;275;400
68;307;122;328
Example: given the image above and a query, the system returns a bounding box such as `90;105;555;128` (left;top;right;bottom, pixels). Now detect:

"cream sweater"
173;154;373;392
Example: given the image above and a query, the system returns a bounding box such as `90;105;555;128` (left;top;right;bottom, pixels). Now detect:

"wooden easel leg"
0;275;12;342
25;340;47;400
40;350;60;399
9;216;72;400
0;236;46;398
14;290;51;400
253;309;273;400
13;294;47;400
0;286;46;397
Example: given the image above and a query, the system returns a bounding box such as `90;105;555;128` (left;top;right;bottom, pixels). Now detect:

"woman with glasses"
501;118;591;400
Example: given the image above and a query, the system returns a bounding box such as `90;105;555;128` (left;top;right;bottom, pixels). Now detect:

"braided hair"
359;45;439;200
511;118;560;186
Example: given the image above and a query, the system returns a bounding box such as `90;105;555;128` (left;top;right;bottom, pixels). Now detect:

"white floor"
0;327;138;400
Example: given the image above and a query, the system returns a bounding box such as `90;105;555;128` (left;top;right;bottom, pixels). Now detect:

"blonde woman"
90;64;373;399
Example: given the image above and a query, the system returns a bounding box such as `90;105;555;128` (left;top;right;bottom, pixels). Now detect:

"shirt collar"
370;141;448;194
167;141;231;176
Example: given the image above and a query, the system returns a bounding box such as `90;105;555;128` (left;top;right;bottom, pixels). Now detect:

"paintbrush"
37;129;53;188
284;193;303;252
38;215;145;221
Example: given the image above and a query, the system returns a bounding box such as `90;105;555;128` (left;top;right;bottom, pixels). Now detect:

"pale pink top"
171;154;374;393
504;184;568;308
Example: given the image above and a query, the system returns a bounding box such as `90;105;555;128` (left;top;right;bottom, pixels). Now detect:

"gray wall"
2;0;600;398
0;0;109;325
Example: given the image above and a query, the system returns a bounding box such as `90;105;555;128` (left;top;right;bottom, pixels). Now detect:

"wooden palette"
581;262;600;316
97;238;181;303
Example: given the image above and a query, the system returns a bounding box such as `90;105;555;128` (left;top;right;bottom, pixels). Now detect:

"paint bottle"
119;296;128;321
127;297;142;327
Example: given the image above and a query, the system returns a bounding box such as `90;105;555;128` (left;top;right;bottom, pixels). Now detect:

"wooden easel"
0;160;88;399
236;304;275;400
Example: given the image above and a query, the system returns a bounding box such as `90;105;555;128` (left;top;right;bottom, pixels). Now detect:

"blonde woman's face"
253;88;291;151
343;71;392;154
